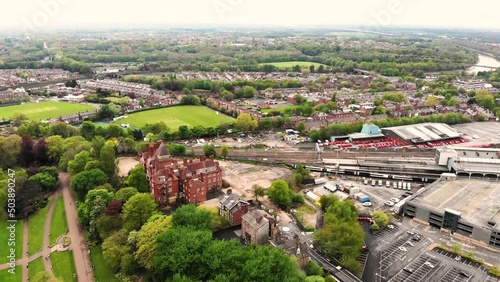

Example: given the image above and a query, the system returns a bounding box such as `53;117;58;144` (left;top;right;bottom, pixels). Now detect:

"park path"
22;219;29;281
42;191;59;275
60;173;95;282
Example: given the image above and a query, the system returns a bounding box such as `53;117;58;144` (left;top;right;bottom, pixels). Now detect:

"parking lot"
374;224;400;239
379;232;424;272
389;254;441;282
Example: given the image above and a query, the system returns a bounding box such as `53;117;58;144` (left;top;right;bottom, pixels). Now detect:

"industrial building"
435;147;500;177
404;179;500;248
382;123;460;144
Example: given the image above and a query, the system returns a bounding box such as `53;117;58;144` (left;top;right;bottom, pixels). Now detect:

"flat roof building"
404;179;500;248
382;123;460;144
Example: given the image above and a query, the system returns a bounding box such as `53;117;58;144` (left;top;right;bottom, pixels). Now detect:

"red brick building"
139;141;223;205
219;193;250;226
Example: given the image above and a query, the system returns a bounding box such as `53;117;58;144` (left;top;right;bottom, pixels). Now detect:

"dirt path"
60;173;95;282
42;191;59;275
22;219;29;281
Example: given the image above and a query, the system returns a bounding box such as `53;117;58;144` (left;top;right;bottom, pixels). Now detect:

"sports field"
258;61;327;68
0;102;95;121
112;106;233;129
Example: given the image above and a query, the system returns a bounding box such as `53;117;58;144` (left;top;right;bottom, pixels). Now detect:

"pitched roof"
242;209;270;230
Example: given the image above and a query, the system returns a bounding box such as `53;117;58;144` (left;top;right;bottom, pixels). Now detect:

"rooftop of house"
242;209;270;230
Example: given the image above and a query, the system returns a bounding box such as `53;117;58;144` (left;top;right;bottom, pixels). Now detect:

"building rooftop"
410;180;500;229
382;123;460;143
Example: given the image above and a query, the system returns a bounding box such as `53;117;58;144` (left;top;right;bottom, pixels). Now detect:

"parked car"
385;201;394;207
362;202;373;207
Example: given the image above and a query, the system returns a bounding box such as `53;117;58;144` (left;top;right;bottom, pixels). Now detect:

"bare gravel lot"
117;157;140;177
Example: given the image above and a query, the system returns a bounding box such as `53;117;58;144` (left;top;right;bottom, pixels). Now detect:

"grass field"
90;245;118;282
50;197;68;245
0;101;95;121
0;266;22;282
51;251;77;282
29;197;53;255
113;105;233;129
0;220;24;264
258;61;327;68
28;257;45;280
261;105;300;113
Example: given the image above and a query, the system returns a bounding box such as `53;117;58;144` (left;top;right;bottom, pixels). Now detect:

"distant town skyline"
2;0;500;32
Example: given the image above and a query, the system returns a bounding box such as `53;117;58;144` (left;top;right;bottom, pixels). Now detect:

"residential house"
241;209;275;245
219;193;250;225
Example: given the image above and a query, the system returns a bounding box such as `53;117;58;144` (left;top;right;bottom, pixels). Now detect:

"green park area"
0;266;22;282
112;105;233;129
90;245;119;282
28;197;53;255
51;251;77;282
259;61;327;68
0;220;23;263
0;101;95;121
50;197;68;245
261;105;300;113
28;257;45;280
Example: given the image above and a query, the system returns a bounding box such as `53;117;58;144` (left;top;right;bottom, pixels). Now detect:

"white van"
378;180;383;186
407;183;412;190
398;182;402;189
386;181;390;187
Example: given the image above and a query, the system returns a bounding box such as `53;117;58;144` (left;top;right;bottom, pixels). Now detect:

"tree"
79;189;114;240
123;193;157;231
97;103;120;119
34;138;49;165
0;135;21;168
80;121;96;140
252;184;265;202
309;65;315;73
20;134;35;166
180;95;201;105
372;211;390;227
126;164;149;193
267;180;292;208
304;260;323;276
203;144;216;158
115;187;139;202
71;169;109;200
136;215;173;270
103;230;131;270
305;276;325;282
99;143;117;177
33;271;63;282
297;122;306;133
29;173;57;191
425;96;441;107
154;227;213;280
220;145;229;159
451;243;462;254
12;113;28;127
234;113;258;132
45;135;64;163
96;215;123;239
68;151;93;175
172;204;213;231
168;144;187;156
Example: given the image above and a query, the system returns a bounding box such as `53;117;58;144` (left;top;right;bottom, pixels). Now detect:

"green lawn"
28;257;45;280
50;197;68;245
0;266;22;282
0;101;95;121
258;61;327;68
29;197;53;255
261;105;300;113
51;251;77;282
0;220;24;264
90;245;118;282
113;105;233;129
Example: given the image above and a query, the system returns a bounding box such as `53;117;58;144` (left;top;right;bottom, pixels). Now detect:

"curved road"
60;173;95;282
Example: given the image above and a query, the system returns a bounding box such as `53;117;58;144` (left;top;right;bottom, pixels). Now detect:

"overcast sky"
2;0;499;31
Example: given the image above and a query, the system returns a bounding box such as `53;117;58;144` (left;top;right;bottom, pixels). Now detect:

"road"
60;173;95;282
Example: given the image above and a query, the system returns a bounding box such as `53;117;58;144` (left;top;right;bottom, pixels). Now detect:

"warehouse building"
382;123;460;144
404;179;500;248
